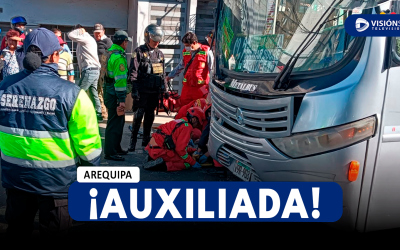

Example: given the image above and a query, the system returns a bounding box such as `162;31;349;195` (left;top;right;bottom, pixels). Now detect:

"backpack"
156;120;188;150
99;49;121;83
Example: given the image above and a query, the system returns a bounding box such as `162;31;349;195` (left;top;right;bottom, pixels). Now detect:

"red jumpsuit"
145;118;197;171
180;44;210;106
175;98;209;130
176;98;208;118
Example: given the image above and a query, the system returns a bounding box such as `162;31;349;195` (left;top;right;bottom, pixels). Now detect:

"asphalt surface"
0;113;242;240
0;113;398;241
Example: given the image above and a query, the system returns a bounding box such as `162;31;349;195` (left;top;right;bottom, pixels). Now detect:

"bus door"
361;1;400;231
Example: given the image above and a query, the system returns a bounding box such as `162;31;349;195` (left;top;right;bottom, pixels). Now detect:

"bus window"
216;0;365;74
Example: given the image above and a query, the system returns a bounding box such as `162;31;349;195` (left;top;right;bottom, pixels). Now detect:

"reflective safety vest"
0;64;102;198
103;44;128;103
182;44;210;87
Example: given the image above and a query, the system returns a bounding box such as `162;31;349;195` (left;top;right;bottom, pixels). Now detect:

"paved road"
0;113;241;238
0;113;398;240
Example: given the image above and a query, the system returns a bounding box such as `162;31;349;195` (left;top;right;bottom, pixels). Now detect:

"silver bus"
209;0;399;231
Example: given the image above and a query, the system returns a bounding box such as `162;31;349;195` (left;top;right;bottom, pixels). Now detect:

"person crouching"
143;107;205;171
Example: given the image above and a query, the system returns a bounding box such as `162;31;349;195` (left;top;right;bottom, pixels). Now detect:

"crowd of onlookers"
0;16;219;170
0;18;114;122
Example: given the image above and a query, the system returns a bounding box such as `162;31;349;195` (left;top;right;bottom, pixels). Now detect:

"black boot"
128;136;137;152
142;108;155;147
129;108;145;152
142;135;150;147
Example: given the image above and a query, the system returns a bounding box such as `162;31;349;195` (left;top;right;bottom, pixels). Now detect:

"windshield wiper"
273;0;343;90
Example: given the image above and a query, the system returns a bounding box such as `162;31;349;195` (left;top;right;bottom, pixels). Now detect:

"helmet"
187;107;206;126
144;24;164;44
10;16;27;34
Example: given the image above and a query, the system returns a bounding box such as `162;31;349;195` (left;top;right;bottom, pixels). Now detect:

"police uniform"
128;43;167;151
103;31;131;160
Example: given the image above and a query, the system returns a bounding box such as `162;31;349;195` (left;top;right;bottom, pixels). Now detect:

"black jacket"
97;37;113;56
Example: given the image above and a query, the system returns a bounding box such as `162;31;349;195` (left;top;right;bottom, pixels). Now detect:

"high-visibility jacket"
104;44;128;102
0;63;102;198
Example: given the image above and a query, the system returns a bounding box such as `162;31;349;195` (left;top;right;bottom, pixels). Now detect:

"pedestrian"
0;29;25;81
94;23;113;56
0;28;102;239
165;32;213;106
103;30;131;161
128;24;168;152
143;107;205;171
205;29;215;48
68;24;103;121
52;28;73;58
1;16;27;51
57;36;75;83
94;23;113;121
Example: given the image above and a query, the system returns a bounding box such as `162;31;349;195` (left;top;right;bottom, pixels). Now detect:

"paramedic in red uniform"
143;107;205;171
165;32;213;106
175;98;209;129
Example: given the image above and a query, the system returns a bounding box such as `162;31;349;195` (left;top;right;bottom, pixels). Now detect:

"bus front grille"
210;82;294;139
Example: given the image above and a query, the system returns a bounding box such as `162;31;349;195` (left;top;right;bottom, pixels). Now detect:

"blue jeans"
78;68;101;114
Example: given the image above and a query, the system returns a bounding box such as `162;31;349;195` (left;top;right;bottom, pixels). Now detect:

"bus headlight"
270;116;376;158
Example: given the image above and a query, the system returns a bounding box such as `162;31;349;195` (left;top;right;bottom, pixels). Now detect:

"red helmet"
187;107;206;126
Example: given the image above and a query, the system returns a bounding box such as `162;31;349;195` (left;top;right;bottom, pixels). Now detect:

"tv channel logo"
355;18;369;32
345;14;400;36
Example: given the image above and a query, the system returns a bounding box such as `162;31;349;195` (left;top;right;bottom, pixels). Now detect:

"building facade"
0;0;219;94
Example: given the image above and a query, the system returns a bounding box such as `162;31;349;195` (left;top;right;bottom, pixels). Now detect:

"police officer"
128;24;168;152
0;28;102;238
103;30;132;161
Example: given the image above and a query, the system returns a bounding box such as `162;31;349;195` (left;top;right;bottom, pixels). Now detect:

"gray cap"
113;30;132;42
94;23;104;32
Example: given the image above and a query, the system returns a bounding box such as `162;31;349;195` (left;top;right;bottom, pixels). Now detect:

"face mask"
17;26;26;33
185;46;191;51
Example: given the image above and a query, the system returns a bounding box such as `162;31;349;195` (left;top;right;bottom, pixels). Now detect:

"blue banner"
345;14;400;36
68;181;343;222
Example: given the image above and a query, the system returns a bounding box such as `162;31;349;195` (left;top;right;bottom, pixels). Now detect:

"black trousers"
131;92;159;143
104;92;125;155
5;188;73;239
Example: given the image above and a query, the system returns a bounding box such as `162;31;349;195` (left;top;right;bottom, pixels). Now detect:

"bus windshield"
216;0;365;74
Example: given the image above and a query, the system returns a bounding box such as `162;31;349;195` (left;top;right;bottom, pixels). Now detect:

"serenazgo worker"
0;28;102;238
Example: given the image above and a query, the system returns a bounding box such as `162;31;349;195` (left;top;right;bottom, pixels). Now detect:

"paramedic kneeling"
143;107;205;171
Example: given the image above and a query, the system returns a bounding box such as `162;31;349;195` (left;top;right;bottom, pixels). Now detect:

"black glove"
164;91;170;99
132;91;140;101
